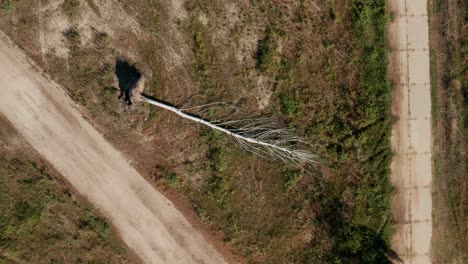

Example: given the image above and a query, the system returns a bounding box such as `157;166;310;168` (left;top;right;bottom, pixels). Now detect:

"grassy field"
176;1;395;262
0;0;396;262
428;0;467;263
0;117;139;263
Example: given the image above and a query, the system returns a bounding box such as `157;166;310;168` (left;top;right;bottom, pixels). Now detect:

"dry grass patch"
428;0;467;262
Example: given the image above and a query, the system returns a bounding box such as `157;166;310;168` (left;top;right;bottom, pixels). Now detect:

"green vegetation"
193;30;216;92
189;129;232;212
203;130;230;173
255;27;279;73
154;166;181;188
186;130;237;239
190;17;221;97
0;120;137;263
181;0;396;262
429;0;467;262
278;92;299;117
63;0;80;19
282;169;302;190
1;0;11;13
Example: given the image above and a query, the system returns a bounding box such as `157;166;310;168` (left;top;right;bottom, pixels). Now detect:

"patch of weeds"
99;86;121;117
16;172;42;187
192;128;233;213
93;31;109;48
155;166;181;188
207;146;228;173
278;92;299;117
86;211;110;239
283;169;302;190
200;129;230;173
63;27;81;54
1;0;11;13
147;107;158;123
192;29;219;95
206;175;231;209
255;27;279;72
14;200;42;221
0;124;135;262
184;8;222;98
166;173;180;188
63;0;80;19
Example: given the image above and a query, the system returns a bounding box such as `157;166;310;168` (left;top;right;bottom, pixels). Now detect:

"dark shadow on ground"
115;60;141;105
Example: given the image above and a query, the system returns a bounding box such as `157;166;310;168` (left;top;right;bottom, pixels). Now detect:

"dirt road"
388;0;433;263
0;32;226;264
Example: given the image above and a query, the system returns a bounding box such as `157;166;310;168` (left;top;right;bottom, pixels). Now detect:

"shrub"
255;27;278;72
63;0;80;18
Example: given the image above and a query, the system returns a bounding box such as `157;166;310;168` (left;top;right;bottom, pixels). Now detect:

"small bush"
1;0;11;13
155;166;181;187
63;0;80;18
14;200;42;221
63;27;81;54
283;170;302;190
279;92;299;117
255;27;278;72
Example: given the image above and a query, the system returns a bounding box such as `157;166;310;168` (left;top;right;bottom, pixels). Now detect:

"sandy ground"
388;0;433;263
0;31;226;264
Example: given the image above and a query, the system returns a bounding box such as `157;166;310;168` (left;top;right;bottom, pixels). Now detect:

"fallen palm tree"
140;94;317;166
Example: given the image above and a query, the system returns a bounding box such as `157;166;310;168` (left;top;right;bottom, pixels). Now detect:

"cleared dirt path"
0;31;226;264
388;0;433;263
